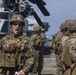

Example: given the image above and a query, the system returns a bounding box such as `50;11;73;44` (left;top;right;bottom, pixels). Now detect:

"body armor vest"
0;34;28;68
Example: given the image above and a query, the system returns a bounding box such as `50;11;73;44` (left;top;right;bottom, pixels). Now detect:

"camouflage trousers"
38;50;43;75
32;51;39;75
33;50;44;75
56;55;65;75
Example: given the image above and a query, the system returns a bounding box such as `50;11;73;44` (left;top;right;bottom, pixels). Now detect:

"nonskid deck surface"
42;54;57;75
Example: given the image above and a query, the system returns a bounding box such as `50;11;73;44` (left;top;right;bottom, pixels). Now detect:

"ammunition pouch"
0;51;26;68
2;43;17;53
0;53;16;68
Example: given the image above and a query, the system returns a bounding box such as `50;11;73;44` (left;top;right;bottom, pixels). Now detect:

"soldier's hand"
18;70;25;75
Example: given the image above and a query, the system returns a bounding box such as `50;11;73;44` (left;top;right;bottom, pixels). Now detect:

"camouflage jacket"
52;31;64;55
0;33;36;74
62;33;76;65
30;34;45;50
61;33;76;75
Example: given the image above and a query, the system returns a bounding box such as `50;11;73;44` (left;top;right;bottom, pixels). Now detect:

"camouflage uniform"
30;25;45;75
52;31;65;75
52;20;72;75
60;19;76;75
0;14;36;75
61;33;76;75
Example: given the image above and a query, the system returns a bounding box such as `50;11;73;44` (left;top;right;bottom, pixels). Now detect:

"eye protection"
11;22;23;26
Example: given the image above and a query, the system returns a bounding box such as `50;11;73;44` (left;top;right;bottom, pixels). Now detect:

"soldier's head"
60;19;76;32
60;21;68;34
67;19;76;33
34;25;41;33
9;14;25;36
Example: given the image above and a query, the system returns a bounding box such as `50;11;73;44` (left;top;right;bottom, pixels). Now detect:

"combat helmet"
34;25;41;31
60;19;76;31
10;14;25;26
60;20;69;31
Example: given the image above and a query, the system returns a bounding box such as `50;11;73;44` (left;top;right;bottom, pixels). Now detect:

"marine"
30;25;45;75
60;19;76;75
0;13;36;75
52;20;72;75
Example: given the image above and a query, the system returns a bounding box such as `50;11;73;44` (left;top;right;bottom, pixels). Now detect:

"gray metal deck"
42;54;57;75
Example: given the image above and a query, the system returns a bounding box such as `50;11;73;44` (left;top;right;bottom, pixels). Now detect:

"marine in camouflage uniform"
52;31;64;75
52;20;71;75
0;13;36;75
60;19;76;75
30;25;45;75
